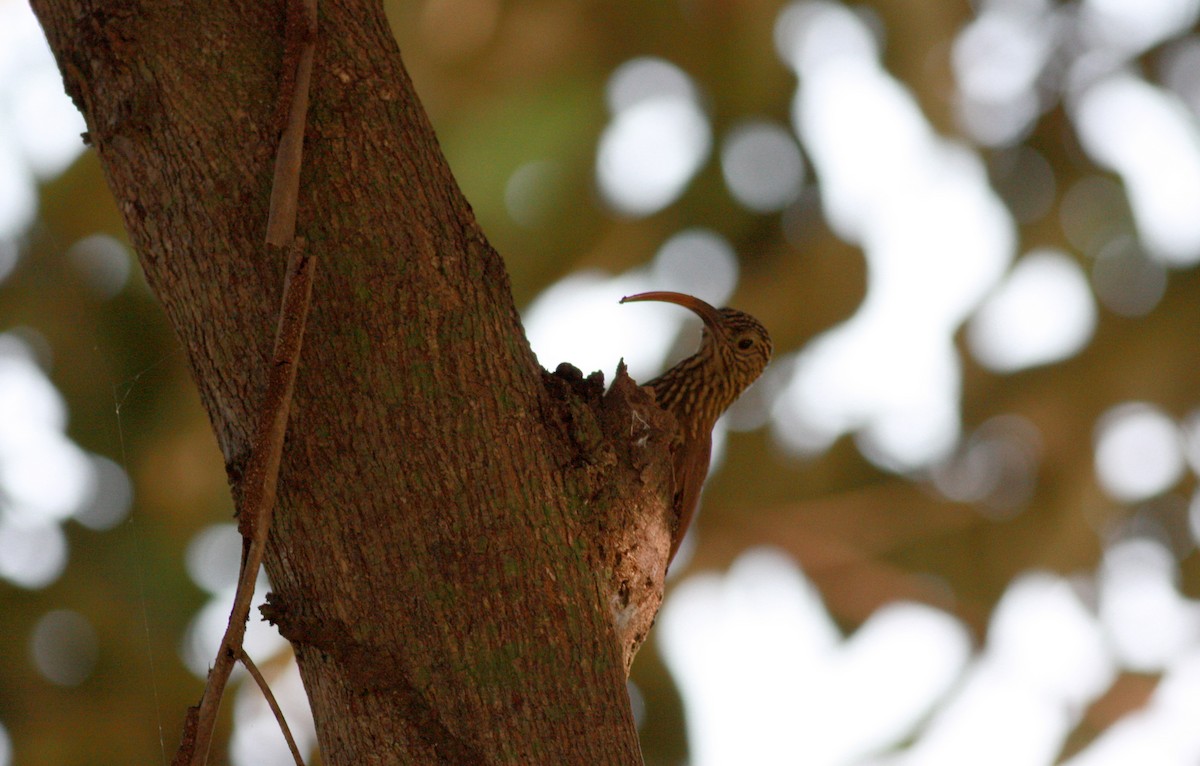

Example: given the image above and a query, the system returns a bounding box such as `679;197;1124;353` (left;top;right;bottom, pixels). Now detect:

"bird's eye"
737;338;754;350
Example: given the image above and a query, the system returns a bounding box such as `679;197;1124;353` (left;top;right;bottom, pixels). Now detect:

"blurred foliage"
5;0;1200;764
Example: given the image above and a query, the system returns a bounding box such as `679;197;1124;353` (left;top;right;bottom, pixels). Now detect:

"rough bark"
31;0;675;762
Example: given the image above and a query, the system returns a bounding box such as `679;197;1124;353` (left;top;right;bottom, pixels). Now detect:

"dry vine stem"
173;0;319;764
239;650;306;766
175;245;315;766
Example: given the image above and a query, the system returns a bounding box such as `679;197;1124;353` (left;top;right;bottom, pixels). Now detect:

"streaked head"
620;291;772;387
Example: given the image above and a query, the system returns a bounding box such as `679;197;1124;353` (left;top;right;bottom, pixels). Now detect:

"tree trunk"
31;0;674;762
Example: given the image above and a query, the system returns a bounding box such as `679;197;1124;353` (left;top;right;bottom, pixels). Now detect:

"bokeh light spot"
0;517;67;588
951;3;1052;146
186;523;243;596
596;96;711;216
953;10;1049;103
1074;74;1200;265
989;573;1115;707
1;428;94;523
0;0;86;237
30;609;98;687
606;56;699;113
650;229;738;308
720;121;805;212
596;57;711;217
931;415;1041;517
1059;176;1132;257
1091;236;1167;317
10;67;86;177
989;146;1056;225
1159;35;1200;116
73;455;132;531
0;137;35;248
968;249;1096;373
1081;0;1200;54
67;234;131;299
1098;538;1199;671
774;0;879;74
504;160;561;229
1094;403;1185;503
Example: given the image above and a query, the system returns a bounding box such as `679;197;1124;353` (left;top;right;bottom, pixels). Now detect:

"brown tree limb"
239;649;308;766
31;0;654;760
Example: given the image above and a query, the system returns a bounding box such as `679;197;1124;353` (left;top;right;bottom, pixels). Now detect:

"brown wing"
669;431;713;563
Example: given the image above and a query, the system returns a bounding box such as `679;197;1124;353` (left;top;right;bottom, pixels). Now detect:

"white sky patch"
0;0;86;240
953;3;1054;104
1093;403;1185;503
522;270;675;383
0;333;131;588
772;0;1015;470
1073;74;1200;266
659;549;842;766
873;573;1112;766
657;551;1191;766
660;549;971;766
0;342;94;526
522;229;740;386
10;66;86;177
596;57;711;216
0;134;35;242
968;249;1096;372
951;1;1056;146
987;573;1115;708
1080;0;1200;55
1097;538;1200;672
1063;650;1200;766
881;659;1071;766
820;604;971;763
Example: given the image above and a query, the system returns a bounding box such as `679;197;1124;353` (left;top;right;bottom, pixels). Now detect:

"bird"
620;291;772;563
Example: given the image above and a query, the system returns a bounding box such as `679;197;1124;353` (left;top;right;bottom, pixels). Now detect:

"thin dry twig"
175;0;320;762
182;244;316;766
239;649;307;766
266;0;319;247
